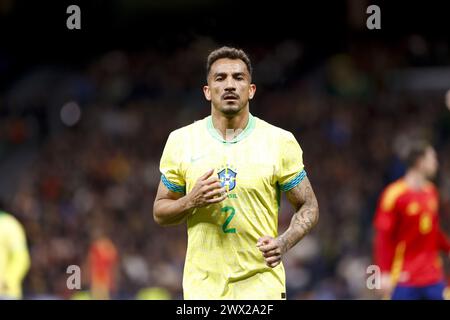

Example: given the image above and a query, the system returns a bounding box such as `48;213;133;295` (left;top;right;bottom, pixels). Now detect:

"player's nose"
224;78;236;90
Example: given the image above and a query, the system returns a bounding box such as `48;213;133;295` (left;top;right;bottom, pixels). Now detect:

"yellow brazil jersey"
0;211;31;299
159;114;306;300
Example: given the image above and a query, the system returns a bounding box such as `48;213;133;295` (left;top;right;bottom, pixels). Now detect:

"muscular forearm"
153;170;227;227
153;196;192;226
278;202;319;253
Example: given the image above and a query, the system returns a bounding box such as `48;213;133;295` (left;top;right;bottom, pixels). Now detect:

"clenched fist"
257;235;287;268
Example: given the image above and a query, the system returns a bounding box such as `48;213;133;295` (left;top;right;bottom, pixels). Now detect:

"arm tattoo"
278;177;319;253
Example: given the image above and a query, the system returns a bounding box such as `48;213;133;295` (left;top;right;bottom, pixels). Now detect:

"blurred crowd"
1;36;450;299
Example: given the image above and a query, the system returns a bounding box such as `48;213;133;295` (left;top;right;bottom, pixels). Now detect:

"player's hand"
185;169;227;209
257;236;286;268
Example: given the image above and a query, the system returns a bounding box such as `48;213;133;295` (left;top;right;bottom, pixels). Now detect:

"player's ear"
249;84;256;100
203;85;211;101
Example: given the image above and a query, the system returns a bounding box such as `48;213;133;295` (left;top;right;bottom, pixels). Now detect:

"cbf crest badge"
217;165;237;192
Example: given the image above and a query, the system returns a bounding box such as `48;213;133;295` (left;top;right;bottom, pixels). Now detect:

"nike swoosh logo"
190;154;207;163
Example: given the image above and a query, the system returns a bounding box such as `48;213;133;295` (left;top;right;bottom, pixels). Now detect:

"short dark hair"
403;140;430;168
206;46;253;80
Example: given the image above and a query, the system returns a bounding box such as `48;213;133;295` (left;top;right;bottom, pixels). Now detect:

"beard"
217;100;245;116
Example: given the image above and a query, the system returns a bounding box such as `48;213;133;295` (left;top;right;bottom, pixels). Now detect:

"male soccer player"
373;141;450;300
0;206;31;299
88;234;118;300
153;46;319;299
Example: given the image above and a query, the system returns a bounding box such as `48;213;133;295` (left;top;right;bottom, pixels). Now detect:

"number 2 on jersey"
221;206;236;233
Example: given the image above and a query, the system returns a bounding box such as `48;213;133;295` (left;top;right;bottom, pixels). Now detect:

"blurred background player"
373;141;450;300
0;200;31;299
87;228;119;300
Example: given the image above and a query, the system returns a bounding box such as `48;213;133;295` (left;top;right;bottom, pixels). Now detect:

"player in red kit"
88;234;119;300
373;141;450;300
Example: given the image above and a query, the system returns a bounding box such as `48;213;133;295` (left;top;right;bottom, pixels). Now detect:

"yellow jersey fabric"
159;114;306;299
0;211;30;299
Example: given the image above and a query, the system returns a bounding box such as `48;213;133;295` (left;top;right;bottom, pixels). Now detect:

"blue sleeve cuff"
161;175;186;194
279;170;307;192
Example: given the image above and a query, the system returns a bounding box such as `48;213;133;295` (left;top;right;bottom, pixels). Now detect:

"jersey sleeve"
437;227;450;253
373;186;401;273
159;131;186;194
277;132;306;192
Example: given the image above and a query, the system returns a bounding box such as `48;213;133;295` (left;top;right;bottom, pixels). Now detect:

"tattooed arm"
257;176;319;268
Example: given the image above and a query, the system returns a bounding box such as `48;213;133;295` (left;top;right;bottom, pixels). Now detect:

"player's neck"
211;109;250;141
404;170;428;191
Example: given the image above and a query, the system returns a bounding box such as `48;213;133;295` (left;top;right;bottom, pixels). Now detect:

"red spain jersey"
89;237;118;290
373;178;450;286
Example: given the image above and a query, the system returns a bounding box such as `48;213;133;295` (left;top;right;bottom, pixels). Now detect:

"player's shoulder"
379;178;409;211
382;179;409;196
424;181;438;194
166;117;207;141
0;211;14;223
0;211;23;231
254;116;297;141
